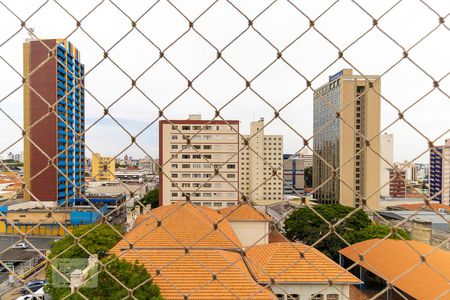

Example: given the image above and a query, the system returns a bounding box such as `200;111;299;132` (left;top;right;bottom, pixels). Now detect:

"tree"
304;167;312;188
46;223;162;300
284;204;410;260
141;188;159;209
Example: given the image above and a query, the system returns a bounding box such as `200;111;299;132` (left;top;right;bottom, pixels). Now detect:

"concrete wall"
271;283;350;300
228;220;269;246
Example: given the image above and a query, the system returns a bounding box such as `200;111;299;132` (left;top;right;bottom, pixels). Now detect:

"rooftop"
111;202;359;299
247;242;360;284
339;239;450;300
218;203;271;222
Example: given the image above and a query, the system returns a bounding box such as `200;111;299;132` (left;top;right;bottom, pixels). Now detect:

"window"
204;155;212;159
182;164;190;169
203;174;211;178
171;183;178;187
171;164;178;168
171;174;178;178
203;145;212;150
213;202;222;207
182;183;190;188
171;192;178;197
226;164;236;169
227;174;236;178
227;202;235;207
171;145;178;149
193;154;201;159
203;202;211;207
276;295;284;300
182;154;190;159
193;174;201;178
193;193;201;197
182;126;190;130
311;294;324;300
192;163;201;168
193;145;201;149
182;174;190;178
287;295;300;300
327;295;339;300
204;183;212;187
203;193;212;197
193;126;201;130
171;135;178;140
193;183;200;188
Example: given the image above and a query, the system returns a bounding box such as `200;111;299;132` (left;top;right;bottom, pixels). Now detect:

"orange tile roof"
111;202;242;251
246;242;360;284
111;202;360;300
268;230;289;243
114;249;274;300
339;239;450;299
218;203;272;221
397;203;449;213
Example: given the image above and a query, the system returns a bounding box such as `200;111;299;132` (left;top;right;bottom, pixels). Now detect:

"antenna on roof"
26;28;37;41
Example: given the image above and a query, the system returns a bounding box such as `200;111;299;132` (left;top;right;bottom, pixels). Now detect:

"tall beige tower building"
159;115;240;209
380;133;394;197
240;118;284;203
313;69;381;209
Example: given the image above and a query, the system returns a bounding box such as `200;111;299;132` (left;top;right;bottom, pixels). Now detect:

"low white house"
218;203;271;246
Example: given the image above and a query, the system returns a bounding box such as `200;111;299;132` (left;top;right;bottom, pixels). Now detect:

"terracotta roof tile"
246;242;360;284
218;204;271;221
397;203;449;213
339;239;450;299
113;249;274;300
111;202;242;251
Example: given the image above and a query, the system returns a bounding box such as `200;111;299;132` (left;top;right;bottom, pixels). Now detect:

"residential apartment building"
283;154;305;195
430;139;450;205
23;39;85;203
380;133;394;197
91;153;115;181
313;69;381;209
240;118;283;203
138;156;158;175
389;168;406;198
159;115;240;208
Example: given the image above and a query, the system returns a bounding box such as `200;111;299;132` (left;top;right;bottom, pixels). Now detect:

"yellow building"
92;153;116;181
313;69;380;209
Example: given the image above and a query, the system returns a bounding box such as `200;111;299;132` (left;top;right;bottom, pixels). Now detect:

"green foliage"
345;224;410;244
46;224;163;299
284;204;410;260
141;188;159;209
304;166;313;188
49;223;122;260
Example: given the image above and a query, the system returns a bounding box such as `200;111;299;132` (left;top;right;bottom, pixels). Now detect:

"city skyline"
1;1;449;164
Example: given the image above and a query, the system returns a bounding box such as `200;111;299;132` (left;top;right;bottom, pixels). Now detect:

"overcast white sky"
0;0;449;163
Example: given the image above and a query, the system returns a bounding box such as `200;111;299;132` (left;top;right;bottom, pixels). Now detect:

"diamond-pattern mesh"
0;0;449;299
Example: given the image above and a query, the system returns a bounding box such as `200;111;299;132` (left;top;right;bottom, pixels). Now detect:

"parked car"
15;287;50;300
13;242;28;249
20;280;47;295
